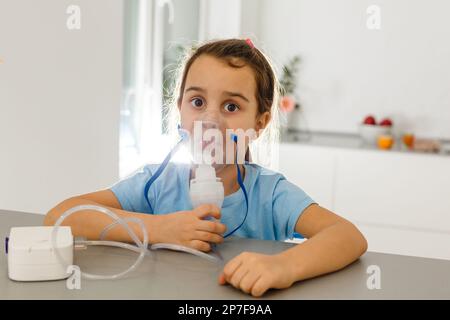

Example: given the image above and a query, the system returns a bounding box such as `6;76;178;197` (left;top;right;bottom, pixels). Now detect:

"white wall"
0;0;123;214
249;0;450;139
200;0;242;40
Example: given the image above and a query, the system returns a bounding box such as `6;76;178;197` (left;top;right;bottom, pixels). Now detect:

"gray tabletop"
1;209;449;299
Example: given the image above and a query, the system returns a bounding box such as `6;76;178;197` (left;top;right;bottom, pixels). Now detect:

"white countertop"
281;129;450;157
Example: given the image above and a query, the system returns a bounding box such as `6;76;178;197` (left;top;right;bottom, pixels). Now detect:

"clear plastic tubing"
150;243;221;263
100;219;222;264
51;204;149;280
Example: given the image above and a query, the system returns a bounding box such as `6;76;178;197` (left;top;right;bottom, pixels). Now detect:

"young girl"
44;38;367;297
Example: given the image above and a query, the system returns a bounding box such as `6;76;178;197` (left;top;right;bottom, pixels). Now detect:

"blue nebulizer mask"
145;119;249;231
142;118;249;255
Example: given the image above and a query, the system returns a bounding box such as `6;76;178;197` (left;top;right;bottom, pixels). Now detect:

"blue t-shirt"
110;163;316;241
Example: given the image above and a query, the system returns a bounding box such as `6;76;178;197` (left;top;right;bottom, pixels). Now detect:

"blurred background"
1;0;449;260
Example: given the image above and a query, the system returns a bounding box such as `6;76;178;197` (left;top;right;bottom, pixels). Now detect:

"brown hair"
167;38;281;168
176;39;277;117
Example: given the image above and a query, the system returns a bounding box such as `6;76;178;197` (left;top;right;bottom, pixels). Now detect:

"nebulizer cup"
189;118;226;215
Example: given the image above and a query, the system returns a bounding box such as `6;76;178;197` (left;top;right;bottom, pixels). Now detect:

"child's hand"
218;252;295;297
153;204;227;252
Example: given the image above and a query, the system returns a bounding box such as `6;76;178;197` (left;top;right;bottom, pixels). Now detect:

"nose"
195;108;226;132
198;108;222;124
200;119;219;131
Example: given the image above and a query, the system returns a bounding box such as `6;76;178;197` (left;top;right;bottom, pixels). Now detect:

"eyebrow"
223;90;250;103
185;86;250;103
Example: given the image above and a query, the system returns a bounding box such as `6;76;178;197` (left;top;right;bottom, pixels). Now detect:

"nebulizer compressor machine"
5;120;249;282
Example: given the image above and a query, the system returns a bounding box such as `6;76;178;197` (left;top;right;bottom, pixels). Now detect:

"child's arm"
44;190;226;251
218;204;368;297
44;190;159;243
279;204;368;281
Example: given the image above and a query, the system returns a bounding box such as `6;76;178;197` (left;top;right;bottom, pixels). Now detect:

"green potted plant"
279;55;301;132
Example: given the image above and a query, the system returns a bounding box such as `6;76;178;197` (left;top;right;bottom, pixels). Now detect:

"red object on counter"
363;115;376;125
380;118;393;127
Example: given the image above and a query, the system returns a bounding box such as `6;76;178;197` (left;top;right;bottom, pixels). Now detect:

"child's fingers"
250;277;270;297
229;266;250;289
222;257;243;282
197;219;227;234
239;272;261;294
194;230;223;244
218;272;227;285
189;239;211;252
193;204;221;219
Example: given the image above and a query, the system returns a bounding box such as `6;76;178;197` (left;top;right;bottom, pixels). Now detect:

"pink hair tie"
245;38;255;49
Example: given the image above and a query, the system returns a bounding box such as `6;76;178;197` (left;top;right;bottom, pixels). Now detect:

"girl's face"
179;54;270;164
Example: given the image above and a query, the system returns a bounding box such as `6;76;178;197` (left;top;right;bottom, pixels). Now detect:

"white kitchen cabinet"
334;149;450;232
279;141;450;260
278;144;336;209
357;224;450;261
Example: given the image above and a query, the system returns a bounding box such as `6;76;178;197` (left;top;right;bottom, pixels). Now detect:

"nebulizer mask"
182;111;249;231
8;113;250;282
186;111;246;211
144;111;249;261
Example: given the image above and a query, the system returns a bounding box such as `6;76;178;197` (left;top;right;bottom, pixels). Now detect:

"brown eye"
190;98;204;108
224;103;239;113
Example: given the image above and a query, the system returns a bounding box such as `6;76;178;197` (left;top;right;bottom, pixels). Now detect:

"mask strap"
224;133;249;238
143;125;189;213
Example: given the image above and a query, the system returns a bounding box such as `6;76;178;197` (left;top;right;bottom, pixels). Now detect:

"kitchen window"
120;0;202;177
